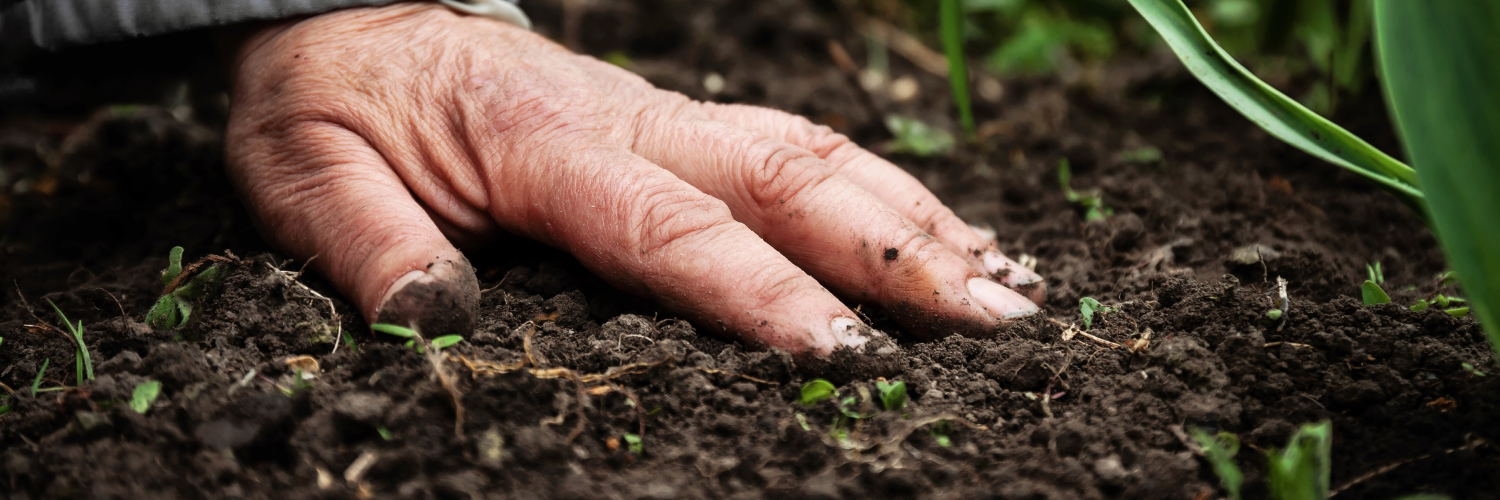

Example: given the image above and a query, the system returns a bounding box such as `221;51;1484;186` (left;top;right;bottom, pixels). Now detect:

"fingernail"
969;224;998;243
967;277;1039;319
981;250;1042;286
832;316;865;348
376;256;481;336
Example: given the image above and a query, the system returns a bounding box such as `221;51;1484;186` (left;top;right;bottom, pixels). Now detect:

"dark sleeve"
1;0;409;55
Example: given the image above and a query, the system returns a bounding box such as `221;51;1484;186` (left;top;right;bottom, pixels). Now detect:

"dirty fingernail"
376;256;481;336
967;277;1039;319
982;250;1041;286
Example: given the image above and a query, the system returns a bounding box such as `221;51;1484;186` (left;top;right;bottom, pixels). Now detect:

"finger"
701;103;1046;303
484;142;875;356
630;113;1037;338
227;121;480;336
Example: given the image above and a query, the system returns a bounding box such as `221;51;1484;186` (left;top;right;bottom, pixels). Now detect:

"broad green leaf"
1266;421;1332;500
875;380;907;411
623;433;643;454
1375;2;1500;359
130;380;161;414
1079;297;1103;330
939;0;974;138
799;379;837;407
1190;427;1243;500
430;335;465;349
146;295;180;329
371;323;418;338
1361;280;1390;305
1125;0;1422;207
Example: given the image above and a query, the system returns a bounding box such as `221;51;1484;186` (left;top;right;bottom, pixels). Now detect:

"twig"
0;381;14;396
94;288;128;319
860;19;949;76
162;254;236;296
266;263;343;355
1275;276;1290;331
1330;436;1487;497
1048;318;1121;349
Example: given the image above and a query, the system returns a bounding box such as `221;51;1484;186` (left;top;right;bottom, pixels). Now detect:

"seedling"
371;323;430;352
884;115;955;157
130;380;162;414
377;426;393;441
1361;280;1390;305
342;331;360;353
47;300;93;383
795;412;812;431
1267;421;1332;500
1462;363;1487;377
31;358;49;394
799;379;838;407
875;380;906;411
1079;297;1113;330
928;420;953;447
623;433;643;454
1058;160;1111;221
1191;428;1244;500
430;335;465;349
1367;262;1385;285
938;0;974;138
1267;309;1284;320
146;246;228;329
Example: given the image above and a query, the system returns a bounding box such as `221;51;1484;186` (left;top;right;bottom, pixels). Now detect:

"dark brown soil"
3;1;1497;499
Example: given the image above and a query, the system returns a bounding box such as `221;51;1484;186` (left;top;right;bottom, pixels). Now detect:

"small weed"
938;0;975;138
377;426;393;441
1059;159;1111;221
1191;427;1244;500
1366;262;1385;284
47;300;93;383
130;380;162;414
875;379;907;411
342;331;359;353
31;358;49;394
146;247;228;329
430;335;465;349
929;420;953;447
1079;297;1113;330
623;433;643;454
1361;280;1390;305
799;379;838;407
884;115;955;157
1267;309;1284;320
1267;421;1332;500
1462;363;1487;377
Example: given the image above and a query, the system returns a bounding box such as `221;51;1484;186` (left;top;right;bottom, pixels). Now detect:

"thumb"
228;121;479;336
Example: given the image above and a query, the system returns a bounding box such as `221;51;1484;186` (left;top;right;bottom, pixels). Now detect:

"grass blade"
938;0;975;139
1375;3;1500;359
31;358;49;394
1125;0;1422;207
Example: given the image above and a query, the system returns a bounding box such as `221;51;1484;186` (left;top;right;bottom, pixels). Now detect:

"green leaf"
1190;427;1244;500
1361;280;1390;305
1080;297;1103;330
162;246;184;286
1375;2;1500;360
173;264;225;300
939;0;974;138
377;426;393;441
1266;421;1332;500
130;380;162;414
146;295;181;329
623;433;643;454
798;379;838;407
31;358;49;394
875;380;907;411
430;335;465;349
1410;300;1430;312
1125;0;1423;208
1446;307;1470;318
371;323;418;338
884;115;955;157
1267;309;1283;320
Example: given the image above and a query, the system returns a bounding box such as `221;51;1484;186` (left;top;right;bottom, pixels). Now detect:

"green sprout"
1059;160;1111;222
799;379;838;407
884;115;955;157
377;426;393;441
1191;428;1244;500
937;0;974;139
1267;309;1284;320
47;300;93;383
31;358;49;394
130;380;162;414
794;412;811;431
342;331;360;353
1267;421;1333;500
1462;362;1487;377
430;335;465;349
146;246;228;329
1361;280;1390;305
1367;262;1385;284
875;380;907;411
929;420;953;447
1079;297;1113;330
371;323;438;352
623;433;643;454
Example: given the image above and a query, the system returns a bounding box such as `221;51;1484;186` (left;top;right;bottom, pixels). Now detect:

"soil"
3;1;1497;499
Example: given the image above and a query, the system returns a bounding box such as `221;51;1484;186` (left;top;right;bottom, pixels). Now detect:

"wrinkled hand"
225;4;1043;357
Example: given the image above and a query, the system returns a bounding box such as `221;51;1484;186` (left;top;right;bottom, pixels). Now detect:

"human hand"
224;4;1043;357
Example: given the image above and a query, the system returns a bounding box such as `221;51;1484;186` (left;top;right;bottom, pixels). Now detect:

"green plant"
146;246;228;329
47;300;93;383
343;331;360;353
130;380;162;414
623;433;643;454
1079;296;1113;329
884;115;955;156
1361;280;1390;305
1191;427;1244;500
430;335;465;349
1266;309;1283;320
31;358;49;394
1058;160;1110;221
799;379;838;407
928;420;953;447
938;0;975;138
875;380;907;411
377;426;393;441
371;323;431;352
1462;362;1487;377
1267;421;1332;500
1367;262;1385;285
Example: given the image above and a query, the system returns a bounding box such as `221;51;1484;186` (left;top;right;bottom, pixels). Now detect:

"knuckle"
629;183;737;256
786;115;854;158
743;265;813;312
743;137;836;212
